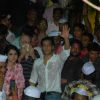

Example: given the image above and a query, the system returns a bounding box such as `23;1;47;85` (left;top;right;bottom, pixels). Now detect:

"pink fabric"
4;63;25;99
80;48;88;58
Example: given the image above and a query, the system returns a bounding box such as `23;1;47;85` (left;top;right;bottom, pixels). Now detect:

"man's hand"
60;25;70;39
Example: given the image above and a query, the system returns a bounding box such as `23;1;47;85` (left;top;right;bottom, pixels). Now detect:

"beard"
70;52;80;57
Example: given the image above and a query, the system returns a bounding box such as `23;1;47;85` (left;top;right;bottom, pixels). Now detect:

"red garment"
80;48;89;58
4;63;25;100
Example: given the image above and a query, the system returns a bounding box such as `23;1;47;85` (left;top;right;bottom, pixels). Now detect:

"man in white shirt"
29;25;70;100
46;7;63;34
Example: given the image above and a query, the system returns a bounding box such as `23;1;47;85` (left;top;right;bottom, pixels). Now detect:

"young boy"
0;54;7;100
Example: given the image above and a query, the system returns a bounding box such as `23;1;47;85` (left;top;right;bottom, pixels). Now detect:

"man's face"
70;43;81;57
27;10;37;22
82;35;91;47
42;40;53;55
74;27;83;40
89;51;98;62
20;34;31;45
53;10;62;21
38;19;48;31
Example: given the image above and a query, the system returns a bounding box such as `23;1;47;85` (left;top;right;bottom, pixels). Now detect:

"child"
0;54;7;100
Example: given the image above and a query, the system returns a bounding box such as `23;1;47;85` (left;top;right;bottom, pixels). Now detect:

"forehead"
82;35;90;40
42;40;53;47
21;34;30;38
72;43;80;47
8;49;17;53
74;27;82;31
75;93;87;100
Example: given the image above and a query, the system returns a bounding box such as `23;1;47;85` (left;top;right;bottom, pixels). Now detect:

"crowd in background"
0;0;100;100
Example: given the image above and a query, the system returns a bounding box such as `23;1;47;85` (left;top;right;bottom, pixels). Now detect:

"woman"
4;45;25;100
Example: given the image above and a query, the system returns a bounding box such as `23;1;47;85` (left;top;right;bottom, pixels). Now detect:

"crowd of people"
0;0;100;100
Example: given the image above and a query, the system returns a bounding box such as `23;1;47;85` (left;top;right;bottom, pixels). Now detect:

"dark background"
0;0;30;31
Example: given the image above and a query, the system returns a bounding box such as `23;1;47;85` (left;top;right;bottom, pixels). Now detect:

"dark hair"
74;23;85;32
20;26;35;38
87;42;100;51
27;7;37;15
51;0;58;3
82;71;96;84
53;7;63;15
24;95;38;100
70;39;83;50
41;37;55;47
83;32;94;42
5;45;20;57
0;24;8;36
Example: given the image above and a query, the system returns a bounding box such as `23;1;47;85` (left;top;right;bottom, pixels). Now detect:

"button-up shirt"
29;49;70;93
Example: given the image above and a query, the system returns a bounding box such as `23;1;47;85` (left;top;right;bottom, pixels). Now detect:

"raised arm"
60;25;70;50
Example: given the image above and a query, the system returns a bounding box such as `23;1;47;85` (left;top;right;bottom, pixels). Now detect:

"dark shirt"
61;56;84;92
94;56;100;89
0;40;10;54
20;57;34;87
20;50;40;87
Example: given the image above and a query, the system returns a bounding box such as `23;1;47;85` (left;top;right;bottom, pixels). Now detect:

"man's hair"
87;42;100;51
41;37;55;47
70;39;83;50
53;7;63;15
74;23;85;32
82;32;94;42
20;26;35;38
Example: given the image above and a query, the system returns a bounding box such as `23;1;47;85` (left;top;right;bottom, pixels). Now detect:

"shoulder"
34;58;43;66
16;63;23;70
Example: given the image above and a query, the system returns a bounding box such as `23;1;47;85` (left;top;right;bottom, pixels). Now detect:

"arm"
59;25;70;69
29;60;38;86
60;25;70;50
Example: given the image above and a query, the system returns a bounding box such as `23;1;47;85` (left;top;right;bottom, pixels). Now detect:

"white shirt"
29;49;70;93
46;21;59;34
6;30;15;43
